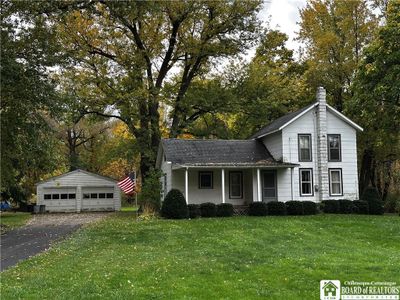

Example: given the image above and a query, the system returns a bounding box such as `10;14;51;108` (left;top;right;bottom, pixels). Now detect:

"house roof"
36;169;118;186
249;102;363;139
249;103;317;139
161;138;296;167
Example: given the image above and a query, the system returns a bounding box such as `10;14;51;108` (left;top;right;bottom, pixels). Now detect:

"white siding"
327;111;359;200
260;131;282;160
160;155;172;200
36;170;121;212
276;107;359;202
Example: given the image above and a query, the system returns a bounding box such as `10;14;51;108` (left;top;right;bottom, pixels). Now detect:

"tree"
349;0;400;199
298;0;378;111
1;4;62;203
45;0;262;180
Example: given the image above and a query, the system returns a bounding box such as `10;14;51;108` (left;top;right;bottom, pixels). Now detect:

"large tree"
298;0;378;111
43;0;261;179
349;0;400;199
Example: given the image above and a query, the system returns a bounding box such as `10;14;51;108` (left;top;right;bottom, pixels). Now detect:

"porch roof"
161;138;297;168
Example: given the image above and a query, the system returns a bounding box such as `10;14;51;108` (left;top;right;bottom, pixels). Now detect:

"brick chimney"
316;87;329;201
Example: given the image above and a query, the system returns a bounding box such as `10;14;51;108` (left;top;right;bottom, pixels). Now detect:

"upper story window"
298;134;312;162
199;171;213;189
328;134;341;161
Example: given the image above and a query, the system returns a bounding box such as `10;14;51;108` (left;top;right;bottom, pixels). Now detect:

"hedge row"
248;201;318;216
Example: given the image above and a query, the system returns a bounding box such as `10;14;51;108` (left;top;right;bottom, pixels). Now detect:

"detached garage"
36;169;121;212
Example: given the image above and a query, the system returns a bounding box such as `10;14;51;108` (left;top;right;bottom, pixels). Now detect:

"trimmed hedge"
361;187;384;215
338;199;353;214
286;201;304;215
161;189;188;219
352;200;369;214
216;203;234;217
248;202;268;216
200;202;217;218
267;201;286;215
188;204;200;218
302;201;318;215
321;200;340;214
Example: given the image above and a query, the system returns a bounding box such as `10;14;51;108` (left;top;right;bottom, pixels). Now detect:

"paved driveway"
1;213;110;271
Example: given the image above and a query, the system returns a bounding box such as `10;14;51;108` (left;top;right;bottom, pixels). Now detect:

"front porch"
169;165;296;205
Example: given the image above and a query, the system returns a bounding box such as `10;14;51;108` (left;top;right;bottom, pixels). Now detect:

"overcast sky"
256;0;307;55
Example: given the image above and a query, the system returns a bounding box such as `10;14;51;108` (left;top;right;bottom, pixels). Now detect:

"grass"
0;212;32;233
120;206;139;212
1;214;399;299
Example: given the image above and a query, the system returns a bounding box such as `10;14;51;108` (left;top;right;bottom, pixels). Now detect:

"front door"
262;171;277;202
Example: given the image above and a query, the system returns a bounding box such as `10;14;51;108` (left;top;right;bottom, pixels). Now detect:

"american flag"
118;173;136;194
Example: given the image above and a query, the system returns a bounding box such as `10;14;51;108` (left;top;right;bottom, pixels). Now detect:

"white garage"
36;169;121;212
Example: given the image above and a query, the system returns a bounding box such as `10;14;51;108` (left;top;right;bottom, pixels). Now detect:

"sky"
256;0;307;55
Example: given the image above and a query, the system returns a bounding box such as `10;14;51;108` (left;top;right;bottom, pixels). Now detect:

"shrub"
267;201;286;215
338;199;353;214
384;193;400;213
188;204;200;219
216;203;234;217
302;201;318;215
248;202;268;216
352;200;369;214
361;187;384;215
138;169;162;212
285;201;304;215
200;202;217;218
321;200;339;214
161;189;188;219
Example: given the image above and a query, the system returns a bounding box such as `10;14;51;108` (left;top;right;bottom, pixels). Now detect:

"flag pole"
135;170;138;219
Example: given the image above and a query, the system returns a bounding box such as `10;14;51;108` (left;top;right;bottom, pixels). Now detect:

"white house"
36;169;121;212
156;87;363;205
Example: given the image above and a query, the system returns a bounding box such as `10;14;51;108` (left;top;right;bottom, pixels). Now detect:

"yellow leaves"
112;121;132;139
100;158;130;180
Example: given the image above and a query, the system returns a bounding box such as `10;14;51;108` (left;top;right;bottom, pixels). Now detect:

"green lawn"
0;212;31;233
1;214;399;299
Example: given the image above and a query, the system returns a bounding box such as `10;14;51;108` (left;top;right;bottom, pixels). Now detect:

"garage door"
81;187;115;211
42;187;77;212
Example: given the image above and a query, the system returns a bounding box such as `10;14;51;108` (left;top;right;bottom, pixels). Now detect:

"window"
44;194;51;200
199;171;213;189
229;171;243;199
329;169;343;196
263;171;277;199
299;169;313;196
106;193;114;198
328;134;341;161
298;134;312;162
60;194;68;199
68;194;76;199
99;193;106;199
90;193;98;199
83;193;90;199
52;194;60;199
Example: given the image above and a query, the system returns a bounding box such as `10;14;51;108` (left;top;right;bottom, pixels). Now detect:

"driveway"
0;213;110;271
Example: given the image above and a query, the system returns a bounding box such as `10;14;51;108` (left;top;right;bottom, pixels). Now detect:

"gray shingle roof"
249;103;316;139
161;139;294;167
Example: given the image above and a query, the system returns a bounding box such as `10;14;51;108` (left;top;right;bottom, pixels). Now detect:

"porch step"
233;205;249;216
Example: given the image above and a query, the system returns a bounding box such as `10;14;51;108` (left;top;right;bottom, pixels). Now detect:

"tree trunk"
359;147;374;195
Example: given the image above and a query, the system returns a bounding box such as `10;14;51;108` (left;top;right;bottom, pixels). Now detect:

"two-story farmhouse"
156;87;363;204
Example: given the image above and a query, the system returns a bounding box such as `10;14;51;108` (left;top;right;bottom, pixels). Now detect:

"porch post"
257;168;262;202
185;167;189;204
221;169;225;203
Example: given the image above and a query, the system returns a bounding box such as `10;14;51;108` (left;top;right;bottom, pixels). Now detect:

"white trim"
326;104;363;131
278;103;318;131
185;167;189;204
171;164;297;170
221;169;225;203
257;168;261;202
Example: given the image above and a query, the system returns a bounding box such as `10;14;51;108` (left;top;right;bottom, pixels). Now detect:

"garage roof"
36;169;118;185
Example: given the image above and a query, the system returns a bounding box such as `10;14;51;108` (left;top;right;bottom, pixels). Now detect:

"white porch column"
221;169;225;203
185;167;189;204
257;168;262;202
